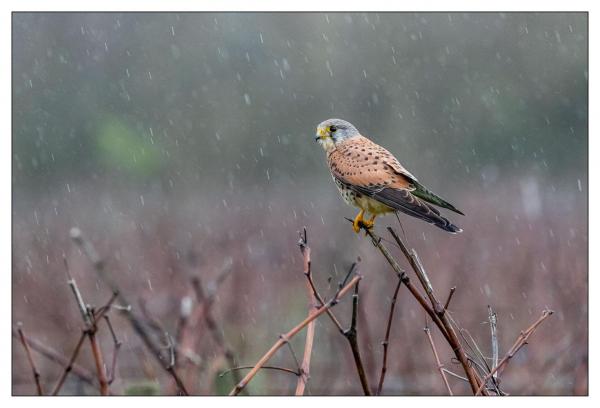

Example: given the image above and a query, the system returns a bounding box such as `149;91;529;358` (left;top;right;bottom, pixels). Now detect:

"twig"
295;228;317;395
475;309;554;395
16;325;44;395
163;331;190;396
189;260;242;391
444;287;456;312
51;331;87;395
442;368;469;383
386;226;485;394
354;222;452;346
70;228;190;395
221;366;300;377
63;257;109;395
424;322;453;395
103;316;122;384
488;306;499;382
87;331;109;395
343;282;371;395
299;229;371;395
13;328;97;388
376;278;402;395
137;300;190;396
229;274;362;396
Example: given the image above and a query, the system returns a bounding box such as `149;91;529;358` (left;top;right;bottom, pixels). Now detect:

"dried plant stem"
17;325;44;395
12;329;97;388
376;279;402;395
222;366;300;377
343;282;371;395
70;228;189;395
103;316;122;384
88;331;109;395
424;323;453;395
51;331;87;395
229;274;362;396
475;309;554;395
295;228;317;395
299;229;370;395
63;257;109;395
190;262;241;391
385;226;485;395
488;306;499;382
360;226;451;345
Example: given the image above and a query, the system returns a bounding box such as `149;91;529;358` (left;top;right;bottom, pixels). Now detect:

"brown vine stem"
343;282;371;395
51;331;87;395
376;278;402;395
295;228;318;395
424;322;453;395
385;226;485;395
16;325;44;395
70;227;189;395
229;274;362;396
475;309;554;395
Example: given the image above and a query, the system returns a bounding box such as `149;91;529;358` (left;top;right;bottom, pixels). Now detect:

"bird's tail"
411;181;465;216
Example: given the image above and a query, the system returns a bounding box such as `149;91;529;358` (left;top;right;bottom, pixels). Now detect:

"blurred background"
12;12;587;395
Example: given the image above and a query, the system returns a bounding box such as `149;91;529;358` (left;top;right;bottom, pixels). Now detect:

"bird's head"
315;118;360;151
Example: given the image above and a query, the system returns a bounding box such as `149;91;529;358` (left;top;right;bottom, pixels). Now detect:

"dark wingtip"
439;220;462;234
453;208;466;216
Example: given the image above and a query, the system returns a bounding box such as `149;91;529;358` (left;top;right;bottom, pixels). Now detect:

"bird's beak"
315;127;328;141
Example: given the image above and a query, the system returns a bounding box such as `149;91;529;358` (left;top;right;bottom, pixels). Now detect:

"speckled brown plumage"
316;119;464;233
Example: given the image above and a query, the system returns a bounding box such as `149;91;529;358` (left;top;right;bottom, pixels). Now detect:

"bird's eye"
329;125;337;133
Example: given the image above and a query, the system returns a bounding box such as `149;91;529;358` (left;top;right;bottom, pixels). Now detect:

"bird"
315;118;464;234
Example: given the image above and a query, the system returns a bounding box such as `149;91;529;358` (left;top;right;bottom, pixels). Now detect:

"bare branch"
13;328;97;388
488;306;499;382
376;278;402;395
343;282;371;395
444;287;456;312
295;227;317;396
229;274;362;396
424;322;453;395
103;316;122;384
475;309;554;395
16;324;44;395
70;227;190;395
386;226;485;395
51;331;86;395
221;366;300;377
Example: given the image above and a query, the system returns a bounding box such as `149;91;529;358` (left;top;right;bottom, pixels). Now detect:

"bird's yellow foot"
352;210;365;233
353;211;376;233
362;215;376;230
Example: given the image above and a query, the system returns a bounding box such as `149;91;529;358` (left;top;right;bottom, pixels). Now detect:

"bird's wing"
328;136;461;232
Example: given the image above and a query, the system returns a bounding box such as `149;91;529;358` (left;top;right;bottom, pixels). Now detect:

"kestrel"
315;118;464;234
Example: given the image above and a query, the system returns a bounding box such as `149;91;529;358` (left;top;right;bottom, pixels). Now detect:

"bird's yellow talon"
361;215;376;234
352;210;365;234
